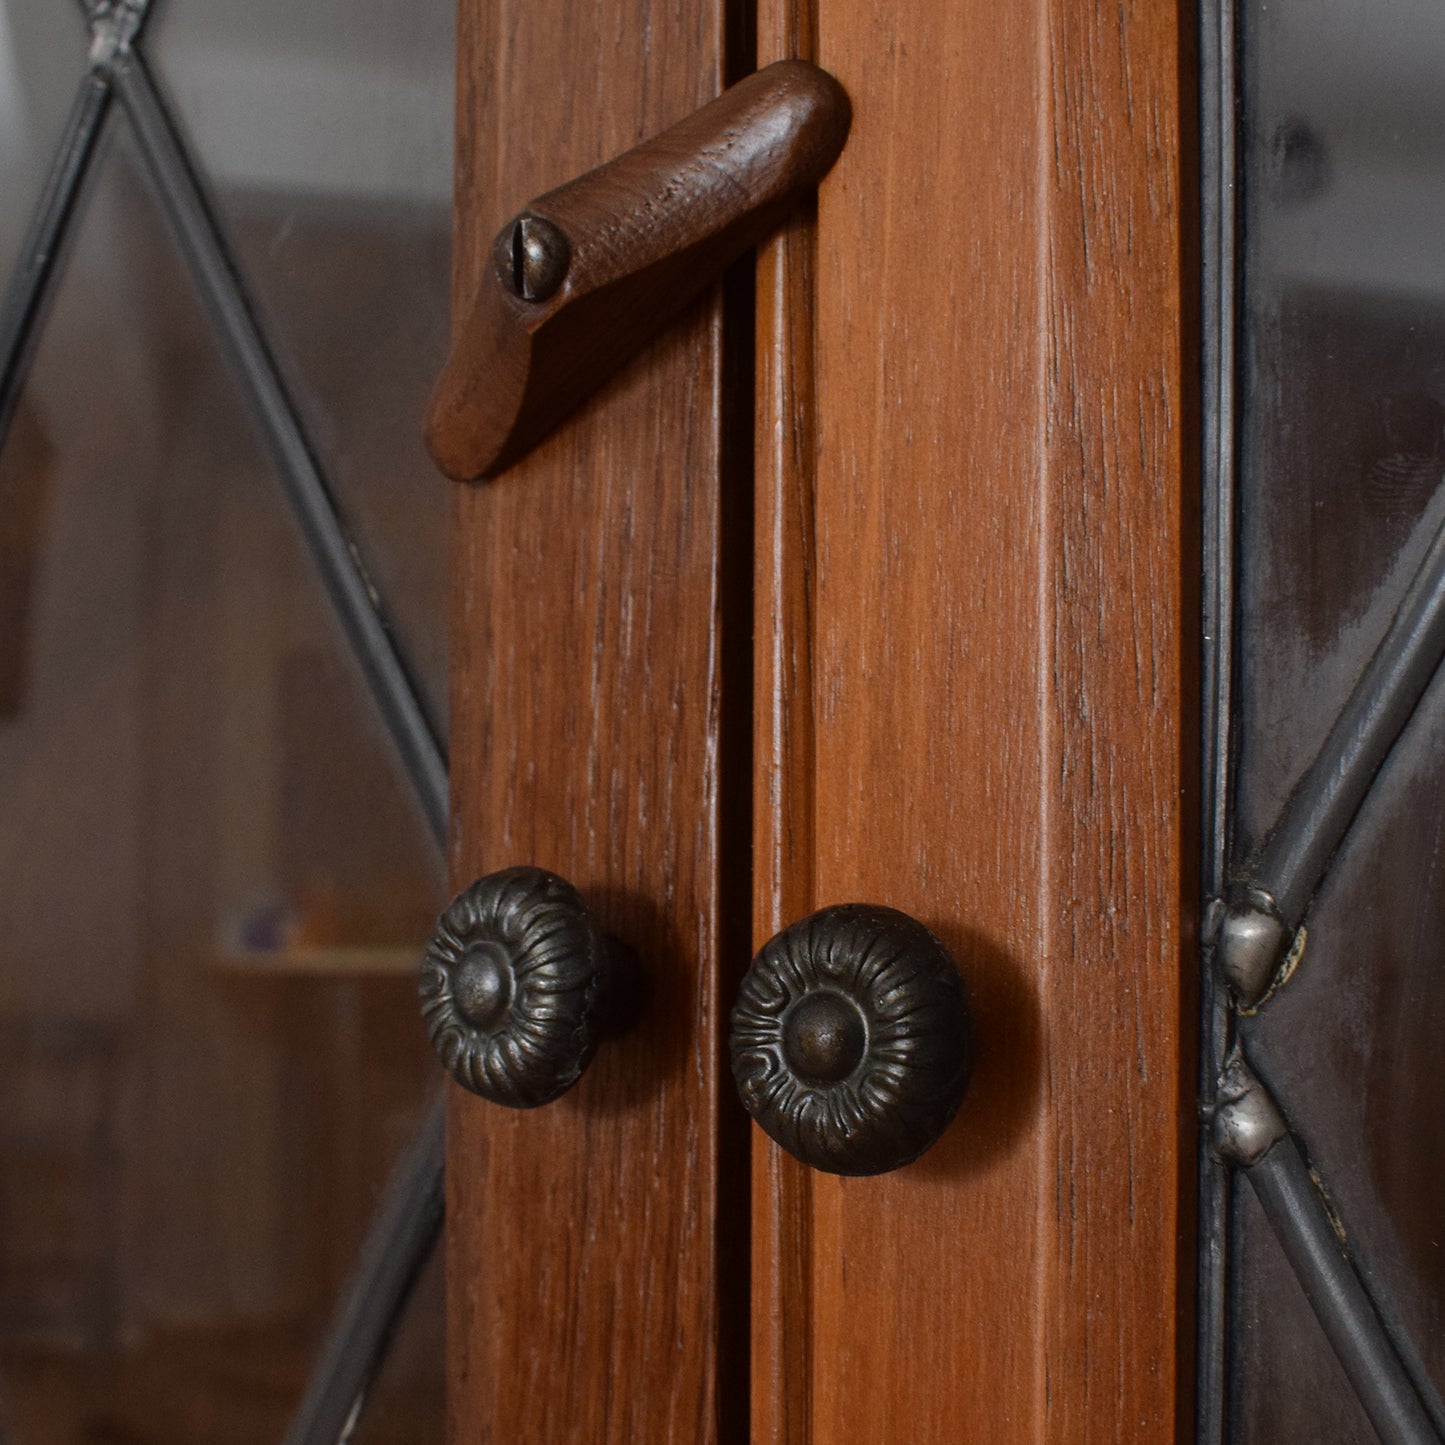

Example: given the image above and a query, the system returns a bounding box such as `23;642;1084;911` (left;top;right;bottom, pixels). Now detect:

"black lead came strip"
1218;499;1445;1008
1196;0;1445;1436
1195;0;1240;1435
1248;1142;1442;1445
0;0;155;456
110;46;450;1445
0;73;114;455
280;1091;446;1445
0;6;449;1444
1211;1053;1443;1445
110;45;449;843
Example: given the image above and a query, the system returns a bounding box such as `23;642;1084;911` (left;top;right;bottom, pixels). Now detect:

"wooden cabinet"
444;0;1193;1439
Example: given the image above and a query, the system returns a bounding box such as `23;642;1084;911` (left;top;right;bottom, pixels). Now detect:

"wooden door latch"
425;60;850;482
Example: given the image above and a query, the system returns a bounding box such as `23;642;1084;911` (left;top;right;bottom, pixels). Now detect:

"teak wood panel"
445;3;749;1440
752;0;1195;1440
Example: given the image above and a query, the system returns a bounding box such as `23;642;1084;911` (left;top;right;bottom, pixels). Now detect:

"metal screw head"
452;942;514;1032
782;991;867;1084
493;214;570;302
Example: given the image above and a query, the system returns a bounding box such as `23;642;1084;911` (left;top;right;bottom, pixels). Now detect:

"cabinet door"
444;1;752;1440
749;1;1193;1440
446;0;1193;1440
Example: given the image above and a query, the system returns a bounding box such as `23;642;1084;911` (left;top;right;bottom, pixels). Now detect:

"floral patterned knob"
421;867;612;1108
730;904;973;1175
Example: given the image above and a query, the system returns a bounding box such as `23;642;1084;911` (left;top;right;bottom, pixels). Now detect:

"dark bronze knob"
730;904;973;1175
420;866;617;1108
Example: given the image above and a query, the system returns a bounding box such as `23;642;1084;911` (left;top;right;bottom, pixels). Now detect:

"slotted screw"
493;214;570;302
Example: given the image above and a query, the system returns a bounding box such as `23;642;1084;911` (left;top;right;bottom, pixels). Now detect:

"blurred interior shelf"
215;946;421;976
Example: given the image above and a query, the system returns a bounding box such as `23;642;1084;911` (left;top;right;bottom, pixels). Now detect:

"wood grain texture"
446;2;750;1439
753;0;1195;1438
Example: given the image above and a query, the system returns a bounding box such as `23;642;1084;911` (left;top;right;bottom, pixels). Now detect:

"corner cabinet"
440;1;1193;1440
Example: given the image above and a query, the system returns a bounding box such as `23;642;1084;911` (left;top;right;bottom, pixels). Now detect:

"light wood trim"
752;0;1196;1437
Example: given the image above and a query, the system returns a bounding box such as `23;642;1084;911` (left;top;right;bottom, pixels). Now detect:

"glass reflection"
0;97;443;1445
150;0;454;720
0;0;87;281
1232;0;1445;1435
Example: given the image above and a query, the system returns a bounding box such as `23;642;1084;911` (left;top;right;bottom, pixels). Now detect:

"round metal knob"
730;904;973;1175
420;866;613;1108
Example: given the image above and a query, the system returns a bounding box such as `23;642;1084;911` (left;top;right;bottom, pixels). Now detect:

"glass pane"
0;124;444;1441
0;0;87;280
352;1246;445;1445
1230;1185;1376;1445
1239;676;1445;1424
1232;0;1445;1433
148;0;454;722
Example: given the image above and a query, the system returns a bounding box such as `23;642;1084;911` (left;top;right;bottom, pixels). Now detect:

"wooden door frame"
750;0;1196;1438
445;2;754;1439
446;0;1198;1438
